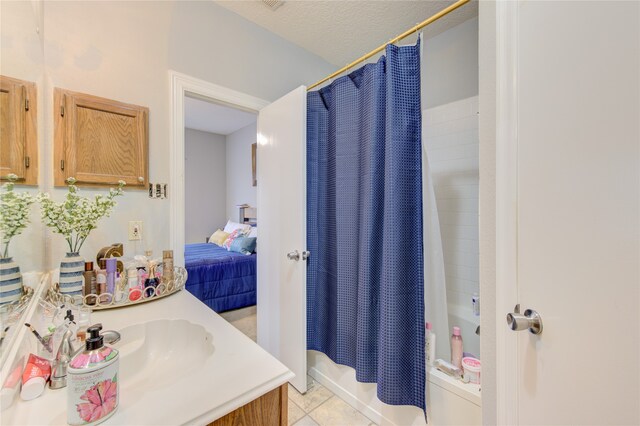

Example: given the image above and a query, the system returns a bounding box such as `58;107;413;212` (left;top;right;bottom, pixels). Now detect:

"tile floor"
220;306;378;426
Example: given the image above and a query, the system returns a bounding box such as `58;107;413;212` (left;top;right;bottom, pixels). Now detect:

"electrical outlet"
128;221;142;241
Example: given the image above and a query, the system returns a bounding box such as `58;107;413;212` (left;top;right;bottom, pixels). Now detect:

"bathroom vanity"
1;279;293;425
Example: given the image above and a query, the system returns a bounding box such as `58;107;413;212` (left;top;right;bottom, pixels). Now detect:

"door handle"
287;250;300;261
302;251;311;260
506;304;543;335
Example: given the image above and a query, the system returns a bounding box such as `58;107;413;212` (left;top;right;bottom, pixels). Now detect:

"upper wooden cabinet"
54;88;148;187
0;75;38;185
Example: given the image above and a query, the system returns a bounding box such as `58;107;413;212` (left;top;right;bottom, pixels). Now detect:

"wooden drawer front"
55;88;148;187
210;384;288;426
0;76;37;184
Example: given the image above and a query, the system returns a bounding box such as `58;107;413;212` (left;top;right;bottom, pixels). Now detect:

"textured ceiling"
215;0;478;67
185;96;257;135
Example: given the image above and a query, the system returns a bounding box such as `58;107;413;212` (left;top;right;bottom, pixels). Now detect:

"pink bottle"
450;326;464;370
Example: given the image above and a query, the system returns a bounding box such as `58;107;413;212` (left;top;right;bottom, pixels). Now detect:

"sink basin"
117;319;215;391
41;319;215;425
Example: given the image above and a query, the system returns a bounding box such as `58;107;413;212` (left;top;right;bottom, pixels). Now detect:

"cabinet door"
54;88;148;187
0;78;28;181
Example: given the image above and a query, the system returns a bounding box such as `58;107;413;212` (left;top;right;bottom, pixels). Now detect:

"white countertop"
2;289;293;425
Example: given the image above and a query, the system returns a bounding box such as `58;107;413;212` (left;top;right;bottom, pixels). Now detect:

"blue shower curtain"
307;42;425;410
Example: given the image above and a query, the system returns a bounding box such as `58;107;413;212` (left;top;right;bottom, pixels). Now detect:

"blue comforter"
184;243;256;312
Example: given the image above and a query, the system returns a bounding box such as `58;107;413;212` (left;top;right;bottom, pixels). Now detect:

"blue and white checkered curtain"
307;42;425;410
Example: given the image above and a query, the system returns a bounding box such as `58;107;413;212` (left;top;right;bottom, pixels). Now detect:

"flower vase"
0;257;23;305
59;252;84;297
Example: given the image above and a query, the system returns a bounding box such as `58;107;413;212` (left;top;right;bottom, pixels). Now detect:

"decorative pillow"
229;237;257;255
222;228;246;250
247;226;257;239
223;220;251;235
209;229;229;246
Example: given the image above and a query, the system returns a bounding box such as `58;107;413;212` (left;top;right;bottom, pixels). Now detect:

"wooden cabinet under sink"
210;384;287;426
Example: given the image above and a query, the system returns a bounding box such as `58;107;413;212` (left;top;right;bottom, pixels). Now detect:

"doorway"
169;71;269;338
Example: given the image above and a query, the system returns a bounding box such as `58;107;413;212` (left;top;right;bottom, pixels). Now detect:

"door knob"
506;304;543;335
287;250;300;261
302;251;311;260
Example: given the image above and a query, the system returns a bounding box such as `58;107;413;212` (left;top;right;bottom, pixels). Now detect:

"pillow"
222;228;245;250
209;229;229;246
229;237;257;255
247;226;257;239
223;220;251;234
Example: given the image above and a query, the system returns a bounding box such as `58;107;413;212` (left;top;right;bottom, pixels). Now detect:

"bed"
184;206;257;313
184;243;256;313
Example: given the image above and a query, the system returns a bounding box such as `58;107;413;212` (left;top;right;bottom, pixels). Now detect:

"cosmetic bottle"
136;266;146;288
114;273;127;303
451;326;464;370
126;268;137;288
67;324;119;426
425;322;436;366
472;293;480;317
83;262;95;305
144;263;158;298
96;270;108;304
162;250;173;284
105;258;116;297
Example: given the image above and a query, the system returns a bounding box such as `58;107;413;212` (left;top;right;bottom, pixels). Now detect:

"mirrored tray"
46;266;187;311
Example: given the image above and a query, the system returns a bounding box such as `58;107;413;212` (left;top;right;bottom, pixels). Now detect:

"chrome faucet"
49;324;121;390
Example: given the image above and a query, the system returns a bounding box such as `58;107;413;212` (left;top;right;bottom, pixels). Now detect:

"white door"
256;86;308;393
494;1;639;424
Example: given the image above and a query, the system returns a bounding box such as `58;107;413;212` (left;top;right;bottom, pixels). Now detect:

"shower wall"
424;96;480;357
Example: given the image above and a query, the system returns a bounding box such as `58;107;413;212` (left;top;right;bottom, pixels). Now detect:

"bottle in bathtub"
450;326;463;371
425;322;436;366
67;324;119;426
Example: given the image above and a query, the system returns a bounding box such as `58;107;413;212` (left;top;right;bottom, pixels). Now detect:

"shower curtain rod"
307;0;471;91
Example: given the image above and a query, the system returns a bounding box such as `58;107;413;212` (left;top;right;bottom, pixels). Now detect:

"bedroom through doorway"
183;93;259;341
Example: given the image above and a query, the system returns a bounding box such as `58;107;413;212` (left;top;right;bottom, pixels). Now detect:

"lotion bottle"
451;326;464;371
425;322;436;366
67;324;119;426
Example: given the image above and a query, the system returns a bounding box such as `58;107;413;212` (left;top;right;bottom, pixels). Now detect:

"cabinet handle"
138;176;144;183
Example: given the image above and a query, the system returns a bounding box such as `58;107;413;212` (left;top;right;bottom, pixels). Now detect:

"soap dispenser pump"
67;324;119;426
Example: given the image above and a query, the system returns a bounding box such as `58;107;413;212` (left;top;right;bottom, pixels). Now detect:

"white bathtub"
308;350;481;426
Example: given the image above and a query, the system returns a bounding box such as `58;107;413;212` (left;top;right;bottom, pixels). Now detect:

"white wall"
225;123;257;221
185;129;226;244
424;97;479;326
423;17;478;109
39;1;334;266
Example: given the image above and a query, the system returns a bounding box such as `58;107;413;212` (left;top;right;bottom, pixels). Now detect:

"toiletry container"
434;359;462;379
162;250;174;285
67;324;119;426
83;262;95;305
451;326;463;370
425;322;436;366
96;270;107;303
105;259;116;297
144;264;158;298
462;357;481;385
472;293;480;316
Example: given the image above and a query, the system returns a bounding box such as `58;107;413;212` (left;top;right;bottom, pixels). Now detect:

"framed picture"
251;142;257;187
